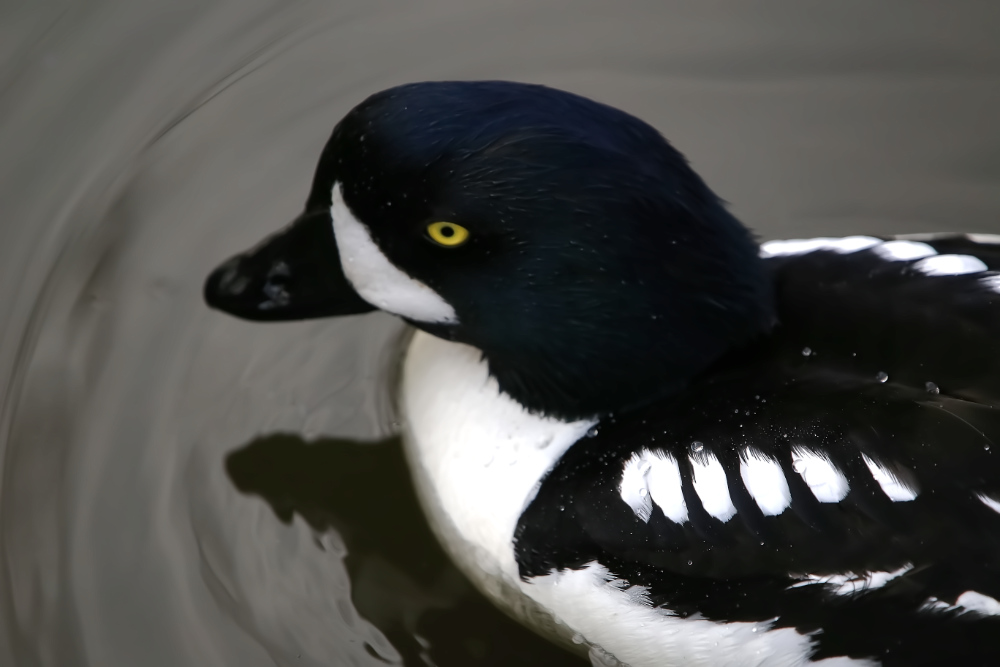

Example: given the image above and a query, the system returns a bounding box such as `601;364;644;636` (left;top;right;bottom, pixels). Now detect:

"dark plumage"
206;81;1000;666
517;236;1000;664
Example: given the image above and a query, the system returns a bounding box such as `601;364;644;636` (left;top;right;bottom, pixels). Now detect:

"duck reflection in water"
226;434;588;666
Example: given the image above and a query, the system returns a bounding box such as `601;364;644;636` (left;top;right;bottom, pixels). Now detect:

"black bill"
204;209;375;321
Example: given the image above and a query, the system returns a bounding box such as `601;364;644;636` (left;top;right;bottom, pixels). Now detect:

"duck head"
205;81;775;420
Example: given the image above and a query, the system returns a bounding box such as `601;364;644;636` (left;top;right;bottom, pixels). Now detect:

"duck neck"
455;262;775;422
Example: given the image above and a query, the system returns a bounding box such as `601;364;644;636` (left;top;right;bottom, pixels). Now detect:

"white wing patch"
791;448;850;503
789;564;913;597
625;445;922;524
620;453;654;523
914;254;988;276
862;455;919;502
874;240;936;261
982;275;1000;293
966;233;1000;244
739;450;791;516
762;235;992;278
976;493;1000;515
620;448;745;525
330;182;458;324
760;236;880;258
619;450;688;524
647;452;688;524
922;591;1000;617
690;452;737;523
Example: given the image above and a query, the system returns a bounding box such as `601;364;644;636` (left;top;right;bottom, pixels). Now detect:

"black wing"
515;234;1000;664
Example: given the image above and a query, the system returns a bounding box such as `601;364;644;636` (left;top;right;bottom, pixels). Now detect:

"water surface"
2;2;999;665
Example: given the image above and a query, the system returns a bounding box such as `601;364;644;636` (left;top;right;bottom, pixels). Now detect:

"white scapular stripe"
913;254;988;276
789;564;913;597
690;452;736;522
619;450;688;524
967;233;1000;244
739;450;791;516
647;452;688;524
953;591;1000;616
873;240;937;261
862;455;918;502
763;235;992;278
331;182;458;323
981;275;1000;293
791;448;850;503
760;236;880;258
922;591;1000;617
977;493;1000;515
620;453;654;522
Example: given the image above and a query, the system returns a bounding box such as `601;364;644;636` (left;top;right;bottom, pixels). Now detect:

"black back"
515;236;1000;665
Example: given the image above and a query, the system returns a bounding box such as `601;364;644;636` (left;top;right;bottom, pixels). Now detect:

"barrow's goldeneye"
204;81;1000;666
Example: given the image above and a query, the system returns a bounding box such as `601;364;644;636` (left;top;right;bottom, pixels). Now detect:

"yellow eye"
426;221;470;247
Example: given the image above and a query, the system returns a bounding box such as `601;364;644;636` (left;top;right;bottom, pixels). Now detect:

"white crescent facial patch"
330;182;458;324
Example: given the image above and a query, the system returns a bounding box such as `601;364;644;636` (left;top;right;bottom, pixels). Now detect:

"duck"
203;80;1000;667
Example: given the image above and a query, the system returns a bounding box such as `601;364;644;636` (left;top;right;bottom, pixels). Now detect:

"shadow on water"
225;434;587;666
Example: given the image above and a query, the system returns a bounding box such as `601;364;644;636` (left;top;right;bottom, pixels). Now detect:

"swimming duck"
204;81;1000;666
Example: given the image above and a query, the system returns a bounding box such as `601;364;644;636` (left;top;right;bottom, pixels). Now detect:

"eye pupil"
427;221;469;247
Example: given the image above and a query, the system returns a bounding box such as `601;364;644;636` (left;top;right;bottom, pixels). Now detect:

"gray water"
2;2;999;665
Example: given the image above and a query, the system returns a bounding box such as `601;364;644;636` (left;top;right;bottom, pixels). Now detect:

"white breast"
399;331;594;602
